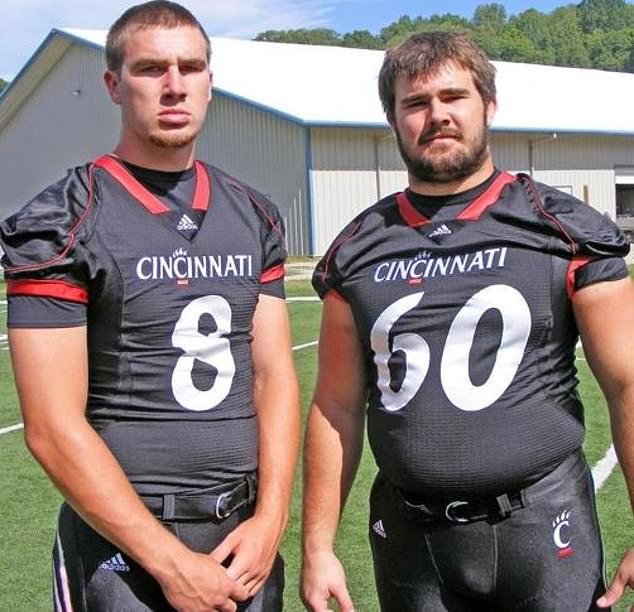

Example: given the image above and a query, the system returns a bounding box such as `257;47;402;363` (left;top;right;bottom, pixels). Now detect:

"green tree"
578;0;629;33
545;6;591;67
341;30;383;50
0;78;7;92
587;27;634;70
255;28;341;46
473;3;508;31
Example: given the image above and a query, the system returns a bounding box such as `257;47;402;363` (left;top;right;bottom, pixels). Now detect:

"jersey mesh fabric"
1;158;288;494
313;171;629;498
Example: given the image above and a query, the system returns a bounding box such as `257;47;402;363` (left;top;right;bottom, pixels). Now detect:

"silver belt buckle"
445;500;469;523
215;491;231;519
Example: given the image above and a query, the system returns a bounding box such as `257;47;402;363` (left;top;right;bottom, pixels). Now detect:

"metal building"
1;29;634;256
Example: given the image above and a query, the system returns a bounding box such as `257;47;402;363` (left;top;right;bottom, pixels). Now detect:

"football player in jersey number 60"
301;32;634;611
1;2;299;611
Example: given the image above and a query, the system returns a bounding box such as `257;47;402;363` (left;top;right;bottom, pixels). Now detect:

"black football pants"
369;451;608;611
52;502;284;612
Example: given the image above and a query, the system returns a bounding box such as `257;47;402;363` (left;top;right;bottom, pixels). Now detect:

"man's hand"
211;513;282;597
597;546;634;609
157;548;249;612
301;549;354;612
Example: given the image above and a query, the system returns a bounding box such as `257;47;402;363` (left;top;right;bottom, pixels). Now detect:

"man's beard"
149;130;197;149
395;119;489;184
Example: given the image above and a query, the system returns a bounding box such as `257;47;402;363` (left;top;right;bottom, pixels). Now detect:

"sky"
1;0;572;82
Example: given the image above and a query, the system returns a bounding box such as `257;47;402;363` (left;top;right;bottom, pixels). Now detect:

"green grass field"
0;274;632;611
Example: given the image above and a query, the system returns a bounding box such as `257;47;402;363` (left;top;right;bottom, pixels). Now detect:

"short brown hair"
106;0;211;72
378;32;496;120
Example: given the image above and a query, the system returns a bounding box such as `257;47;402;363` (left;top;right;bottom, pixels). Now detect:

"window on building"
615;185;634;243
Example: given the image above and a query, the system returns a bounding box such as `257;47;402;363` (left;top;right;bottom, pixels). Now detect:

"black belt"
141;473;257;521
397;488;525;524
395;451;585;525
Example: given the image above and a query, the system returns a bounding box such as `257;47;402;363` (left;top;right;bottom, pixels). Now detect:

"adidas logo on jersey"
177;214;198;231
372;519;387;539
428;224;452;238
100;552;130;572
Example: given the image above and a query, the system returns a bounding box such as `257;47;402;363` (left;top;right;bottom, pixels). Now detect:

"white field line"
592;445;618;492
0;337;620;492
292;340;318;352
287;296;320;302
0;337;320;436
0;423;23;435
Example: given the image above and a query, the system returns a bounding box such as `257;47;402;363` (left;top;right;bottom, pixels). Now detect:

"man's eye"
180;64;205;74
140;65;163;75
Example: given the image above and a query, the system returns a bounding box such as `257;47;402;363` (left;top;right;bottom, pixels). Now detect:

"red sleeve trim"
566;256;592;300
325;289;347;302
261;263;285;283
7;279;89;304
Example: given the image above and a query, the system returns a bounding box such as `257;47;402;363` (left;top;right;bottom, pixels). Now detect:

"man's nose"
428;99;450;125
164;66;186;96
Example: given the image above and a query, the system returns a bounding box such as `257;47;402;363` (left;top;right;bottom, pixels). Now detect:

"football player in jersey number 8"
1;2;299;611
301;32;634;611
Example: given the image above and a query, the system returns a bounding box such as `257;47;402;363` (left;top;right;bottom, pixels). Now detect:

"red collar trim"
457;171;516;221
93;155;210;214
192;160;210;211
396;171;517;227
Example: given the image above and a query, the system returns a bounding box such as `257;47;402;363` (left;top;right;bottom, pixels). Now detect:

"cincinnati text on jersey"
136;248;254;282
373;247;508;283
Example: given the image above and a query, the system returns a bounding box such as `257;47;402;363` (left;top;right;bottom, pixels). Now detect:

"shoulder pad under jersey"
0;164;96;279
519;175;630;258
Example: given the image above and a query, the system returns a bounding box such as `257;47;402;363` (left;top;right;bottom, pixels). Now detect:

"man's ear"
208;70;213;102
486;98;497;127
104;70;122;105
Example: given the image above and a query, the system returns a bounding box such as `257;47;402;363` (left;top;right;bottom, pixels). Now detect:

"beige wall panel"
311;128;379;254
311;129;634;256
0;46;117;217
200;96;309;255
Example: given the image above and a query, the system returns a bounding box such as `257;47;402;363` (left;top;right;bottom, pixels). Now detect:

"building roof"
2;27;634;136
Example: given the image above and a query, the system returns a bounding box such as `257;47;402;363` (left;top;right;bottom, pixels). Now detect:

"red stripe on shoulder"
457;171;517;221
261;263;285;283
94;155;170;214
567;256;592;300
192;161;211;211
7;279;88;304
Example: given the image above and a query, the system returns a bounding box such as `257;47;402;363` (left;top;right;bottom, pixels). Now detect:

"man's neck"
408;158;496;197
112;138;196;172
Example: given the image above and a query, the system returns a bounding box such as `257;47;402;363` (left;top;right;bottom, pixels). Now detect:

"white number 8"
171;295;236;411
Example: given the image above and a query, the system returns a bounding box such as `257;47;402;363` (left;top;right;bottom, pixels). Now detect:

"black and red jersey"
1;156;287;494
313;171;629;498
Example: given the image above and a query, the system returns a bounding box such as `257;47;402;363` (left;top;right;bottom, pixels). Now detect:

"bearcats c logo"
552;510;574;559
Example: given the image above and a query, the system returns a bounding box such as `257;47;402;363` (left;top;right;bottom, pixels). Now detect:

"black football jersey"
1;155;287;494
313;171;630;498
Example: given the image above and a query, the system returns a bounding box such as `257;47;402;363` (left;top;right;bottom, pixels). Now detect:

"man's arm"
212;294;300;596
301;294;367;612
9;326;248;612
572;275;634;608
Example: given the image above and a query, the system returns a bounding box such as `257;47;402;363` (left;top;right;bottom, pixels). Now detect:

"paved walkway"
286;260;317;281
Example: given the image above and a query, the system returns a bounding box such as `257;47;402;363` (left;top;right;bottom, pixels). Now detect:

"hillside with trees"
0;79;7;92
255;0;634;72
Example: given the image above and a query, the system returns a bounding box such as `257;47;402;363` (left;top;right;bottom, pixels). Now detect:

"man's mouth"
420;130;462;145
158;110;190;125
